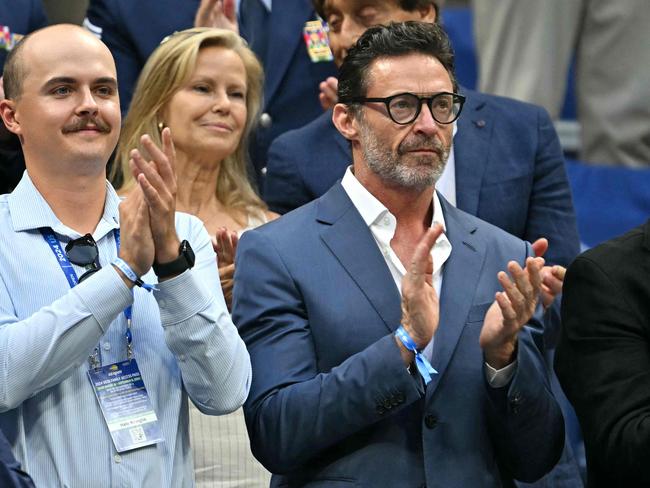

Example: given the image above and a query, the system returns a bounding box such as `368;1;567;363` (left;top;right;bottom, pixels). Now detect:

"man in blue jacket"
234;22;565;487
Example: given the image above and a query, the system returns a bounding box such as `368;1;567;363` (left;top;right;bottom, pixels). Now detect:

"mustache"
62;117;111;134
398;135;446;157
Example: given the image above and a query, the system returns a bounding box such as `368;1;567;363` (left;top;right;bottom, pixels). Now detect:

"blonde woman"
113;27;273;487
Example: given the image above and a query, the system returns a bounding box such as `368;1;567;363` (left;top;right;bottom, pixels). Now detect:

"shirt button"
259;113;272;128
383;217;390;225
103;343;111;351
114;454;122;463
261;166;268;175
424;414;438;429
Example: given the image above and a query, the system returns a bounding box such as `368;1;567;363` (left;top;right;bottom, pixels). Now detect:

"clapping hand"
129;128;181;273
319;76;339;110
213;228;239;310
479;256;545;369
531;238;567;309
397;225;444;364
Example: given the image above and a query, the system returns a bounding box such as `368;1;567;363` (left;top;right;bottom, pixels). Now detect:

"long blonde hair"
112;27;265;217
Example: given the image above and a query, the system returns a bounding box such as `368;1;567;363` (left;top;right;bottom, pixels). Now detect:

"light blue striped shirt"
0;174;251;487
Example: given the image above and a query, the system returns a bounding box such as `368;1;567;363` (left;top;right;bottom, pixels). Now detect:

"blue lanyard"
40;227;134;366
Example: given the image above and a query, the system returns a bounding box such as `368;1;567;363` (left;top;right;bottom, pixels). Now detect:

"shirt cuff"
153;269;213;326
484;360;518;388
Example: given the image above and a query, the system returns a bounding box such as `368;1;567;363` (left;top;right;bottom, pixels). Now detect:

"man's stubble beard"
359;117;450;192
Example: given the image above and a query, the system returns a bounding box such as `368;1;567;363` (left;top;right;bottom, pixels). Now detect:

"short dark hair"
313;0;439;21
338;21;457;111
2;34;31;100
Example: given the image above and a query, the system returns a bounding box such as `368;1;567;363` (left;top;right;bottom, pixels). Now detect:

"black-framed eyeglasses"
342;92;466;125
65;233;100;283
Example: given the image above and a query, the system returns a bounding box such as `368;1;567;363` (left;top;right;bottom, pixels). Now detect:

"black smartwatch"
153;240;195;278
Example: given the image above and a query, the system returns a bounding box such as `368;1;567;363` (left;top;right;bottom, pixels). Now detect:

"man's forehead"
23;40;116;87
366;54;452;92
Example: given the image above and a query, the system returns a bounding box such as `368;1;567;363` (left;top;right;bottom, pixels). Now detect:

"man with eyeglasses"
0;24;251;487
265;0;579;311
233;21;564;487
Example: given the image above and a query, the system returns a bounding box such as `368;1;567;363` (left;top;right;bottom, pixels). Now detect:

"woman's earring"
158;121;165;132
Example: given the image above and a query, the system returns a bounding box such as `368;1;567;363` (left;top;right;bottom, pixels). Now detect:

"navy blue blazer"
233;184;564;487
84;0;336;181
265;89;580;270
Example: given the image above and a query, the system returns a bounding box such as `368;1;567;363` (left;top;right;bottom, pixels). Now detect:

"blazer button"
383;398;393;410
424;414;438;429
510;393;522;414
260;112;272;128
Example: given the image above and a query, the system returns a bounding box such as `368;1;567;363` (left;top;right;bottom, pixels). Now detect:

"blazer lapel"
264;1;312;103
317;184;402;332
426;197;485;396
454;89;493;216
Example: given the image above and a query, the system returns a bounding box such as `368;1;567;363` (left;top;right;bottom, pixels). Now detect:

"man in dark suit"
264;0;579;274
555;220;650;487
84;0;336;183
233;21;564;487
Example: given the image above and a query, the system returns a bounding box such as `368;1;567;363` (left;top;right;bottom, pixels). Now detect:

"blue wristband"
395;325;438;385
112;258;157;292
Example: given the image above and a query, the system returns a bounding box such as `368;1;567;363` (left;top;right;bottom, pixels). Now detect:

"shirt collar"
341;166;448;232
8;171;121;239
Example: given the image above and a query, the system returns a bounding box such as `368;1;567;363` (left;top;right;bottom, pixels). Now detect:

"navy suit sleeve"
86;0;142;115
232;229;424;473
264;133;314;214
486;327;565;481
525;106;580;268
0;430;34;488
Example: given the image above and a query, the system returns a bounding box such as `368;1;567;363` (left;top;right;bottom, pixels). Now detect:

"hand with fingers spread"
531;237;567;308
194;0;238;33
319;77;339;110
212;228;239;310
116;185;156;281
129;128;181;265
480;256;545;369
397;225;445;365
